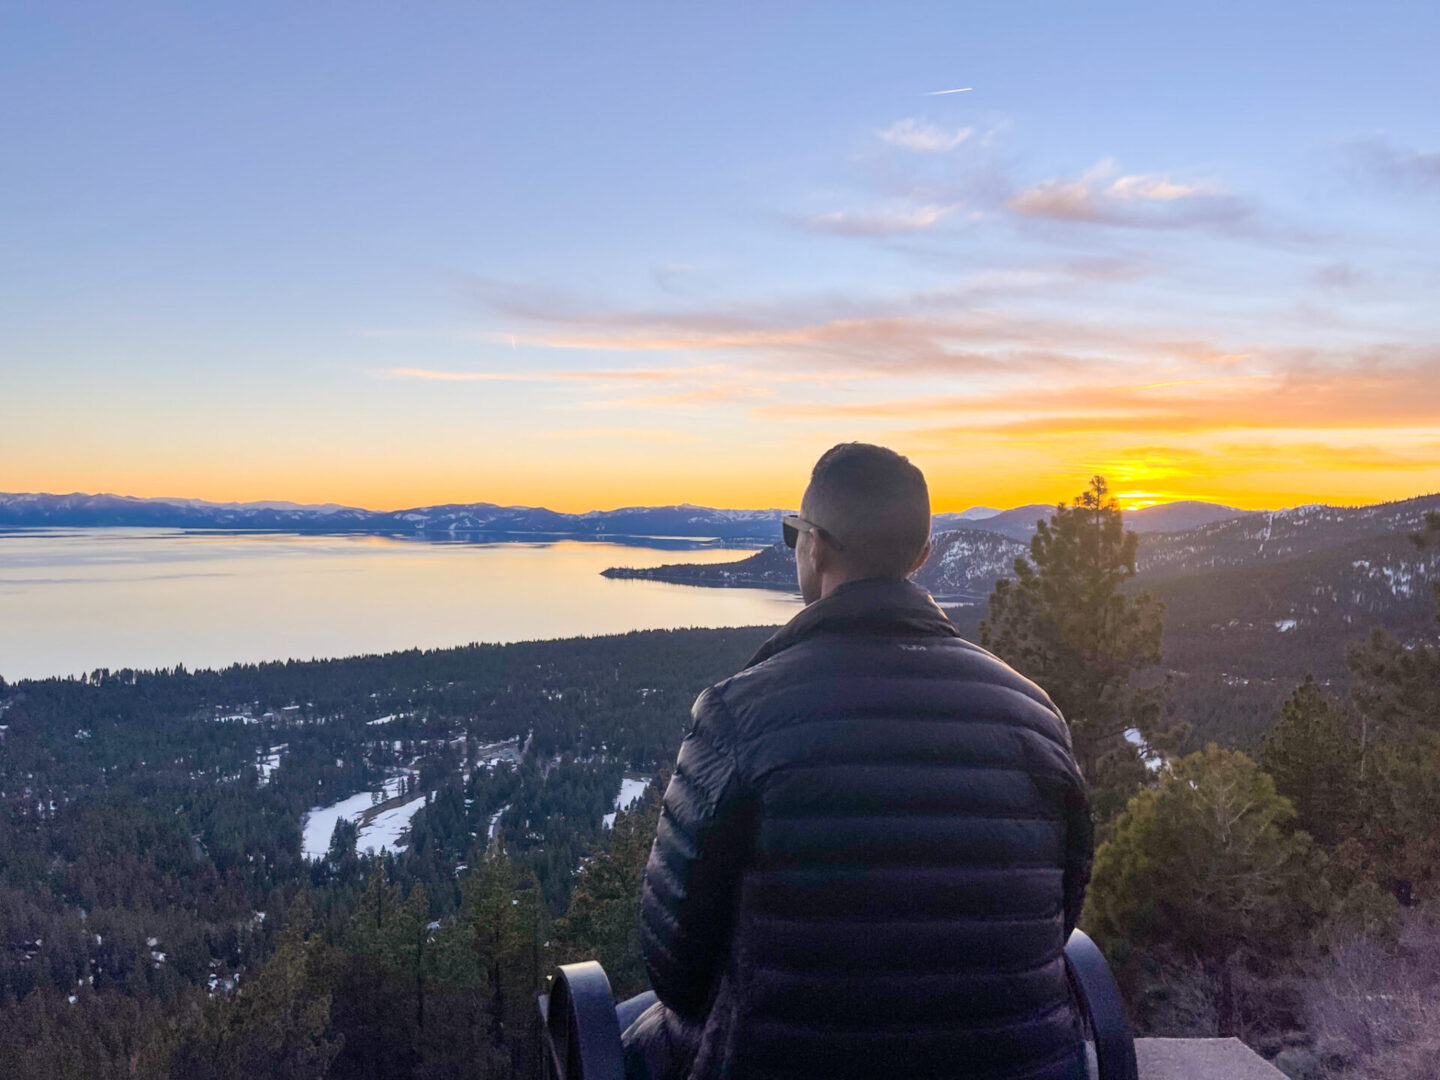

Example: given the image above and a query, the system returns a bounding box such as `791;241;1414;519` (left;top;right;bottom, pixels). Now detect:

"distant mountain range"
0;492;789;542
1136;496;1440;575
0;490;1252;542
932;500;1255;540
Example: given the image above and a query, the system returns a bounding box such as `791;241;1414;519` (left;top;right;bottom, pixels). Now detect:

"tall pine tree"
1084;745;1327;1033
1259;676;1361;850
1334;508;1440;904
980;476;1171;817
556;781;663;998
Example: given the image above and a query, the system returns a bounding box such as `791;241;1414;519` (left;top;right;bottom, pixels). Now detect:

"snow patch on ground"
357;795;427;855
1124;728;1164;772
301;775;415;860
256;744;287;784
488;804;511;842
302;791;377;860
602;777;651;829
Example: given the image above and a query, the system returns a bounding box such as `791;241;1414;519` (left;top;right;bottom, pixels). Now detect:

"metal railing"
537;928;1138;1080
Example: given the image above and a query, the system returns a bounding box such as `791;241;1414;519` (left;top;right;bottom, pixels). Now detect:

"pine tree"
1415;508;1440;615
1346;628;1440;746
1337;507;1440;903
329;873;424;1080
980;476;1170;816
459;851;550;1077
170;927;337;1080
556;782;663;998
1344;509;1440;744
1259;677;1361;849
1084;745;1327;1030
328;818;359;866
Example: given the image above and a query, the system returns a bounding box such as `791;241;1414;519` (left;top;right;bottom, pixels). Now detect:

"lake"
0;529;802;681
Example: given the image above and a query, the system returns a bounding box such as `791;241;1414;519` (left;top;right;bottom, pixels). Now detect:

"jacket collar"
745;577;958;669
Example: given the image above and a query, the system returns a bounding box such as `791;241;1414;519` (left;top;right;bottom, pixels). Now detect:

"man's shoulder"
707;632;1065;732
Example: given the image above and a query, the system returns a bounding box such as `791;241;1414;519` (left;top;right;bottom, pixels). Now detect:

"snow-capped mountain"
931;505;1055;540
0;492;376;529
0;492;792;541
1136;494;1440;576
914;529;1029;599
940;500;1254;541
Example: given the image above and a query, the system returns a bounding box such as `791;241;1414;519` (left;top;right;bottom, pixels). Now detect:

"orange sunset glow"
10;342;1437;514
4;6;1438;517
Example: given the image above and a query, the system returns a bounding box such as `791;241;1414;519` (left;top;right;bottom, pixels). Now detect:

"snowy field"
301;775;421;859
487;804;511;843
356;795;427;855
256;744;287;785
602;776;652;829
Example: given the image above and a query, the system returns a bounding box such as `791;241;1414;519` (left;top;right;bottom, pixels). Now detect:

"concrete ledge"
1137;1038;1286;1080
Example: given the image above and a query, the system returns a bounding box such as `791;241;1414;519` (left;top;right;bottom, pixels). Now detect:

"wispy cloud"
877;118;974;153
540;427;704;443
1213;439;1440;472
800;202;962;236
1106;174;1205;201
413;276;1440;471
1313;262;1366;290
765;349;1440;437
652;263;699;295
1007;158;1246;229
443;277;1260;377
575;387;768;411
756;373;1270;422
1349;137;1440;192
1082;439;1440;499
383;364;726;383
499;316;1106;378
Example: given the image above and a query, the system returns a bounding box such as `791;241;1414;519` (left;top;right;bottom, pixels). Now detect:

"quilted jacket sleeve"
1062;774;1094;938
638;686;753;1021
1024;712;1094;938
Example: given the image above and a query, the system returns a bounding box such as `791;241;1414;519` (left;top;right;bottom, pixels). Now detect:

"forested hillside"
0;493;789;541
0;629;771;1078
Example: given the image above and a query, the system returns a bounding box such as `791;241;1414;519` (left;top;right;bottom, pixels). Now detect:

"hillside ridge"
1;489;1275;541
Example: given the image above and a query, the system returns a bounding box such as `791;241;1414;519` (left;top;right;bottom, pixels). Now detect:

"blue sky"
3;2;1439;511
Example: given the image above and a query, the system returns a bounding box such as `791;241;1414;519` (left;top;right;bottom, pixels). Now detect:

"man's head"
788;442;931;604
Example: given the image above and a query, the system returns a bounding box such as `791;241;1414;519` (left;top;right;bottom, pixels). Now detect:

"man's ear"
809;527;836;573
908;539;931;576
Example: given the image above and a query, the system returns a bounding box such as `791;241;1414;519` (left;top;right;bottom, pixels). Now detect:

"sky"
3;2;1439;514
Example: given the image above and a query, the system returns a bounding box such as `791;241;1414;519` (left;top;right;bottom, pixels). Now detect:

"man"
624;443;1093;1080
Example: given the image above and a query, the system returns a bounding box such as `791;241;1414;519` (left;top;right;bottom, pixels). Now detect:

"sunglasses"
782;514;845;551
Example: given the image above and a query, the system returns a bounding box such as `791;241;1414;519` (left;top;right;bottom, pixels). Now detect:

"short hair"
803;443;930;578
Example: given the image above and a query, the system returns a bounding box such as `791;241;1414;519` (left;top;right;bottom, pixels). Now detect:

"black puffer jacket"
638;577;1093;1080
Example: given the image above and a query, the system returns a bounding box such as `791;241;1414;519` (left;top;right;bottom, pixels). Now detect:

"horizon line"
4;486;1438;519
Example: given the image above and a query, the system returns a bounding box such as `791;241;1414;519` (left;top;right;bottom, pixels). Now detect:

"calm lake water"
0;529;802;682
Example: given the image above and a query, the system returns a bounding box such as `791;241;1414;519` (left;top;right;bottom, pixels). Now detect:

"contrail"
926;87;972;95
